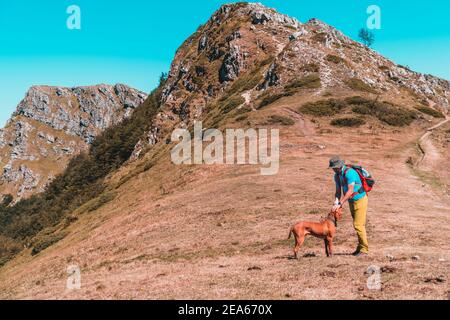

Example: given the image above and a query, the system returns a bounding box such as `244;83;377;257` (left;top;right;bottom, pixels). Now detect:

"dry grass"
0;107;448;300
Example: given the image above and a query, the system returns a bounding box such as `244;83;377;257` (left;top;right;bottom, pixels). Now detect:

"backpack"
343;165;375;197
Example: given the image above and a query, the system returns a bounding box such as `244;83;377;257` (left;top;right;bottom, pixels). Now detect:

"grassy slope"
0;92;448;300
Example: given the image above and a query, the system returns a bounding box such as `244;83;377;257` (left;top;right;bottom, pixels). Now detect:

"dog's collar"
327;214;338;227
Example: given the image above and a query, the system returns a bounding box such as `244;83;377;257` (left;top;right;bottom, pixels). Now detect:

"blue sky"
0;0;449;126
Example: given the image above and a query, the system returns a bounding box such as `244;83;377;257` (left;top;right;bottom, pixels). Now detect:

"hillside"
0;3;448;300
0;84;147;200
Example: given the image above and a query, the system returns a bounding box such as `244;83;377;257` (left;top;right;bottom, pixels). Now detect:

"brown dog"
288;208;343;259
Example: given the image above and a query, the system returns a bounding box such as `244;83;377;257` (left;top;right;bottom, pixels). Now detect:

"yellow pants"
349;196;369;254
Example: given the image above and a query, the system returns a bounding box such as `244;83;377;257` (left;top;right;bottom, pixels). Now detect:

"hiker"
329;156;369;257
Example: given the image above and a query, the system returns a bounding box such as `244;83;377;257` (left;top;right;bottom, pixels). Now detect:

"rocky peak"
132;2;449;160
0;84;147;201
211;2;301;28
15;84;147;143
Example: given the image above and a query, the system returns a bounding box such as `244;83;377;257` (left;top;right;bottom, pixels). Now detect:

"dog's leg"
294;234;305;260
327;237;334;257
324;239;330;257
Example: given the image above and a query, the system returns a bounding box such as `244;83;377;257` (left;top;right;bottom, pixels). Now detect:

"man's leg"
350;196;369;254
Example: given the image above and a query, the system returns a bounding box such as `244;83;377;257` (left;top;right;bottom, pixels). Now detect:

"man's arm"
340;183;355;206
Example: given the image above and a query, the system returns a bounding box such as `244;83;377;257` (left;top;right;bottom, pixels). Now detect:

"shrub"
257;92;291;109
221;96;245;113
352;100;418;126
83;191;117;213
31;232;67;256
235;115;249;122
299;99;347;117
331;117;365;127
234;105;252;115
284;74;321;91
345;78;377;94
345;96;373;105
376;106;417;126
226;71;263;97
351;104;372;115
300;63;320;73
312;32;327;44
415;106;445;118
326;54;346;65
1;194;13;207
267;115;295;126
0;235;22;266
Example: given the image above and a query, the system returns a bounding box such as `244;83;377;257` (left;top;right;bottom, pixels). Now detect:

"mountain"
131;2;448;155
0;3;448;299
0;84;147;200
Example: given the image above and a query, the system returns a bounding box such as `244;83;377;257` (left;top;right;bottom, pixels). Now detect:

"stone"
198;35;208;52
219;45;241;83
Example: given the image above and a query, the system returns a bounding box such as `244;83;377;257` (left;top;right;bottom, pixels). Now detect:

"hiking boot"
352;250;361;256
353;252;369;258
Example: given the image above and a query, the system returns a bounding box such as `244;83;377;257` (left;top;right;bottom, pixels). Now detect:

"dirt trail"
417;117;450;168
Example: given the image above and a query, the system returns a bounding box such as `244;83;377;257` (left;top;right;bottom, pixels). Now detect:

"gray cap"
329;156;345;169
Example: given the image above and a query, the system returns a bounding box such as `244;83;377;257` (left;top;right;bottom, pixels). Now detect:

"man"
329;156;369;257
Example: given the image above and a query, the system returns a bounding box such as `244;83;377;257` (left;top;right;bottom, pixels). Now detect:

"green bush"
351;100;418;126
226;71;264;98
326;54;346;65
221;95;245;113
83;191;117;213
267;115;295;126
312;32;327;44
300;63;320;73
331;117;365;127
345;78;377;94
1;194;13;207
351;104;372;115
235;114;249;122
415;106;445;118
284;74;321;91
0;235;22;266
257;92;291;109
377;107;417;126
299;99;347;117
31;232;67;256
345;96;373;105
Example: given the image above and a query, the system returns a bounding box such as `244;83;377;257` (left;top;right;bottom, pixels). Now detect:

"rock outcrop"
0;84;147;200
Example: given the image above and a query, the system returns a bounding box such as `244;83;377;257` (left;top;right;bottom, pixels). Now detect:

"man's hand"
332;198;341;212
332;204;341;212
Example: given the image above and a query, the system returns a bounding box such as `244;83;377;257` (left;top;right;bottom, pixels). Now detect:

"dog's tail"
288;226;294;240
